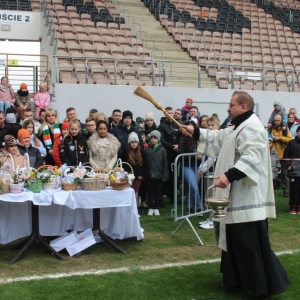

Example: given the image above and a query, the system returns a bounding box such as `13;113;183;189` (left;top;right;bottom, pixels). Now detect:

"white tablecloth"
0;187;144;244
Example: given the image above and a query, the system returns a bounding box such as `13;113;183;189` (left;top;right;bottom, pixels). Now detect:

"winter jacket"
111;121;143;159
60;132;89;166
288;122;299;138
123;146;145;178
271;126;293;158
30;134;47;157
157;117;180;160
270;148;280;180
178;135;199;166
5;122;21;139
18;143;44;169
34;91;50;109
144;142;168;181
283;136;300;177
87;132;120;170
0;84;16;105
52;136;63;167
144;122;158;142
16;90;31;107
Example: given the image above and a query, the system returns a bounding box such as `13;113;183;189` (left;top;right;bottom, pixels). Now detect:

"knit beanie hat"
122;110;133;120
186;98;193;104
150;130;161;141
6;113;16;123
62;121;70;130
297;125;300;132
128;132;139;143
20;82;27;90
273;101;282;107
3;135;17;148
145;111;154;120
18;128;30;140
136;117;145;124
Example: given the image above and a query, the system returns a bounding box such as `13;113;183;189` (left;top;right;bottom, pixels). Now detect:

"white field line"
1;249;299;285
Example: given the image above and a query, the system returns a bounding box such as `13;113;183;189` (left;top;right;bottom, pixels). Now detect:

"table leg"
11;203;64;264
93;208;126;254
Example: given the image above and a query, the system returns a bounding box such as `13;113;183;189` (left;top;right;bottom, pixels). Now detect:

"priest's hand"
214;174;230;189
181;124;194;136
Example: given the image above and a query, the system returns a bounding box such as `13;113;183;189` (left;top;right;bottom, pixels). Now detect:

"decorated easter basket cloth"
60;166;79;191
110;159;134;190
80;162;108;191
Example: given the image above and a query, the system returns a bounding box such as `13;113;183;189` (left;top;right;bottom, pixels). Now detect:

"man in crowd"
182;91;290;298
89;108;98;118
158;107;179;204
271;114;293;197
188;105;200;124
108;109;122;130
0;112;13;147
112;110;143;159
173;109;182;123
20;108;41;134
65;107;85;130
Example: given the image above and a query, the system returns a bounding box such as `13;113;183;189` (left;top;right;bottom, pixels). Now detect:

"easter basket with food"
109;159;134;190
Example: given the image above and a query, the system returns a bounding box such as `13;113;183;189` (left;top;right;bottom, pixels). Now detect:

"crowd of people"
1;76;293;297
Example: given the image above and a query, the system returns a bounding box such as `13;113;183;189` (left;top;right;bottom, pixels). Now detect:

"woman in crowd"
16;82;31;119
39;109;61;164
144;111;157;140
1;135;28;172
287;113;299;138
22;119;47;158
0;76;16;113
17;128;44;169
198;114;209;129
87;120;120;172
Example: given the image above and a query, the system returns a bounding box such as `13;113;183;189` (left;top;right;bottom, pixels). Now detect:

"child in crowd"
1;135;28;172
123;132;144;207
268;101;288;133
198;116;220;204
5;108;21;138
60;119;89;166
135;117;145;133
144;130;168;216
34;82;50;120
269;134;280;190
16;82;31;119
52;121;69;167
181;98;193;122
22;119;47;158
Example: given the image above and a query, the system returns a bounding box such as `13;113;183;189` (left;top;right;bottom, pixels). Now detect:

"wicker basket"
61;182;79;191
80;177;107;191
27;181;43;193
110;178;128;190
9;183;24;194
0;169;11;195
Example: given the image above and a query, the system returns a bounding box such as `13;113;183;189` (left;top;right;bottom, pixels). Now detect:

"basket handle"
116;158;123;170
2;153;15;172
120;162;134;174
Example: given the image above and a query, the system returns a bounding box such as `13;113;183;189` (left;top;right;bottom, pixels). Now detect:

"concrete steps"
115;0;218;88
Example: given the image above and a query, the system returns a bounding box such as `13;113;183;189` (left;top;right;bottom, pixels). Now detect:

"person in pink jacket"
34;82;50;120
0;76;16;114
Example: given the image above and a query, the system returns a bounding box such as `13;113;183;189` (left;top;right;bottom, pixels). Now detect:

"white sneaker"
147;209;154;216
200;222;214;229
153;209;160;216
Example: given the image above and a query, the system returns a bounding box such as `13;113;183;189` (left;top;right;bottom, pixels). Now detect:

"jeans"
183;166;202;209
0;101;11;114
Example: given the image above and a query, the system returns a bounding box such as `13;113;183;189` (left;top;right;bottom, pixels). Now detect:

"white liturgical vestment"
198;114;276;251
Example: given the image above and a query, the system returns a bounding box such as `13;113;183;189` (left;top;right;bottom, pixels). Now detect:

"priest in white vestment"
182;91;290;298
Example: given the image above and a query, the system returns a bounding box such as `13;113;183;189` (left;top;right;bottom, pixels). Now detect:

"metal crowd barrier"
171;152;215;245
